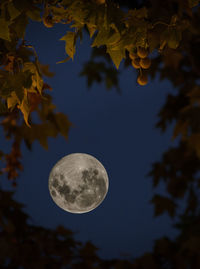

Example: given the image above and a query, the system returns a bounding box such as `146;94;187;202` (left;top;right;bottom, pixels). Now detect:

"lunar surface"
48;153;109;213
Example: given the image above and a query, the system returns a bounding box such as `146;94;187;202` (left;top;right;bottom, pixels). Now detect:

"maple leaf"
151;194;177;218
18;90;31;127
60;31;76;60
7;91;19;111
107;47;125;69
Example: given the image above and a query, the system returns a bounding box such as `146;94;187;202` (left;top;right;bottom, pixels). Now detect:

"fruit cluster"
129;47;151;86
43;15;54;28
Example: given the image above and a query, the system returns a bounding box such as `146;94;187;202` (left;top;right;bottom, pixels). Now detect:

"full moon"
48;153;109;213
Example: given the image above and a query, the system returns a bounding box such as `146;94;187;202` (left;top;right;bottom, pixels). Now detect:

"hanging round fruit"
139;58;151;69
137;73;148;86
137;47;148;59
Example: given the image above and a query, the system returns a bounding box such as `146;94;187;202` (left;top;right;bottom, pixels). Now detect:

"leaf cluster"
1;187;200;268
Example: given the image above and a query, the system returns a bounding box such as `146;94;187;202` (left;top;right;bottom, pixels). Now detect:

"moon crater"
48;153;109;213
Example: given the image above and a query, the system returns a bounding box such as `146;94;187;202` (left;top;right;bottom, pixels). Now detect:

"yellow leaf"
23;62;43;94
18;91;31;127
107;31;121;46
107;47;125;69
56;56;70;64
38;63;55;77
7;91;19;110
87;24;96;38
92;28;110;48
60;32;76;60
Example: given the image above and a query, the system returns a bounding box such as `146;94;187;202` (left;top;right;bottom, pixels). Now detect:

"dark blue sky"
1;20;180;260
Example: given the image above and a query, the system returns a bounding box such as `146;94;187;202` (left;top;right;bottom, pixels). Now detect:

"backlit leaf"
87;24;96;38
0;71;32;102
56;56;70;64
60;32;76;60
107;47;125;69
168;28;182;49
160;29;169;50
38;63;55;77
92;28;110;47
7;91;19;110
16;71;32;101
159;27;182;50
18;91;31;127
107;31;121;46
23;62;43;94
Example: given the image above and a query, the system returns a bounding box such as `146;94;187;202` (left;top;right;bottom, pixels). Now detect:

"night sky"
1;20;180;260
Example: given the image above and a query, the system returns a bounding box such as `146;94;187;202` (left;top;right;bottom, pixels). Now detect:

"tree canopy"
1;0;200;268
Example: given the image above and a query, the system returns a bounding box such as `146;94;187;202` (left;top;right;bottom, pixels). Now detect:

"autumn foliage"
1;0;200;268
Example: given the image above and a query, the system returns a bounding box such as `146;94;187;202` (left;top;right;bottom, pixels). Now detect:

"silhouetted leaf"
26;6;41;22
0;18;11;41
54;112;72;139
154;237;173;258
134;253;157;269
185;188;198;214
0;99;8;114
151;194;177;217
11;14;28;38
167;176;188;198
7;2;21;21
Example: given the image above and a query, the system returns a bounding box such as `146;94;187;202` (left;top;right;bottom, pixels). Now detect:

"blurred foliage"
1;187;200;268
1;0;200;267
79;46;121;94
